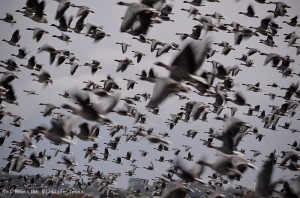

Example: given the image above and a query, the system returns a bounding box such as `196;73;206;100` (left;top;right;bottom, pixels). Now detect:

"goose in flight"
155;40;210;84
169;157;207;184
39;103;60;117
116;42;131;54
84;60;102;75
61;92;119;124
132;50;145;63
259;35;277;47
207;117;251;155
0;13;17;24
155;42;179;57
76;122;100;141
238;4;259;18
52;32;72;43
57;155;78;168
10;155;32;173
197;155;243;181
0;59;20;72
123;78;138;90
11;48;28;59
146;77;190;108
117;1;159;35
283;15;300;27
26;27;49;42
175;24;203;41
147;38;164;52
181;7;201;17
40;118;76;145
146;134;171;145
51;15;72;32
31;70;53;87
28;0;48;23
2;29;21;47
114;58;134;72
225;92;251;106
183;0;205;6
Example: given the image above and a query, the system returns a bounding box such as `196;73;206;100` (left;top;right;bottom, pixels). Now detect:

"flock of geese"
0;0;300;197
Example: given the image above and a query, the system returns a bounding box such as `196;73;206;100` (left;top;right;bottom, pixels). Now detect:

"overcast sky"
1;0;300;193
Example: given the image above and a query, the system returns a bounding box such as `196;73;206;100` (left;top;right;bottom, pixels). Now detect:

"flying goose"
147;38;164;52
26;27;49;42
11;48;28;59
0;13;17;24
51;15;72;32
0;59;20;72
10;155;32;173
132;50;145;63
205;12;226;23
170;157;207;184
155;40;210;84
116;42;131;54
245;47;261;56
146;134;171;145
136;68;157;83
84;60;102;74
181;7;201;17
28;0;47;23
11;132;36;149
75;5;95;17
117;1;158;35
146;77;190;108
31;70;53;86
225;92;251;106
238;4;259;18
175;24;203;41
267;2;290;18
57;155;78;168
40;119;76;145
207;117;250;154
143;161;156;171
259;35;277;47
197;155;243;181
76;122;100;141
114;58;134;72
54;1;75;20
283;15;300;27
2;29;21;47
58;91;71;99
183;0;205;6
61;92;119;124
52;32;72;43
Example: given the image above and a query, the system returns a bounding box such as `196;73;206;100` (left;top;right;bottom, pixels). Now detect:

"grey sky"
0;0;300;194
